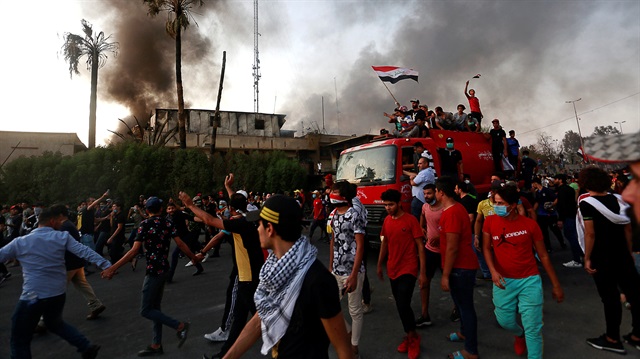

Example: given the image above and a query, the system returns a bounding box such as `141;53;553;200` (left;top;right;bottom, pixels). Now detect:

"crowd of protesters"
1;128;639;359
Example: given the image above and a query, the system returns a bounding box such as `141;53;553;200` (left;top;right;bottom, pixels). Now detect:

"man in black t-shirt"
554;174;583;268
437;137;464;181
102;197;197;356
180;175;266;359
577;167;640;355
106;202;127;263
519;150;538;190
219;194;353;359
489;119;508;172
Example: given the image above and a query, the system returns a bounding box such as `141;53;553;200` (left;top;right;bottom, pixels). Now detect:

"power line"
519;92;640;135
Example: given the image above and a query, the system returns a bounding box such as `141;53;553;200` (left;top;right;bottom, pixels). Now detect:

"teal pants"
493;275;544;359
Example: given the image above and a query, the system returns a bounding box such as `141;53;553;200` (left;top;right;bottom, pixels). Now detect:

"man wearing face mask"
438;137;464;182
482;185;564;359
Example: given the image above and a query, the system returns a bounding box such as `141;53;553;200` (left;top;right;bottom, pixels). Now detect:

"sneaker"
177;322;190;348
362;302;373;314
415;315;432;327
137;345;163;357
204;327;229;342
397;336;409;353
86;305;106;320
623;333;640;350
563;260;583;268
201;253;211;263
450;307;460;322
514;335;526;355
408;334;421;359
185;261;194;267
586;334;626;354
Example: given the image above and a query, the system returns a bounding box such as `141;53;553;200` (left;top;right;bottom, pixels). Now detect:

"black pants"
593;260;640;340
492;151;503;172
390;274;417;333
220;281;258;355
536;215;565;251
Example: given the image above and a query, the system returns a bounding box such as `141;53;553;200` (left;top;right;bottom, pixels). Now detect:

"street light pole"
614;120;626;134
565;98;586;162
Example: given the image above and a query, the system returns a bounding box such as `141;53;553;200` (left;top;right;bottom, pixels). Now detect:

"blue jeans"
411;197;424;221
140;273;180;345
11;293;91;359
471;235;491;278
449;268;478;355
562;217;583;263
80;234;95;250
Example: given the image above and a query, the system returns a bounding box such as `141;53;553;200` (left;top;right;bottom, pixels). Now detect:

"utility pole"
614;121;626;134
252;0;261;113
565;98;587;162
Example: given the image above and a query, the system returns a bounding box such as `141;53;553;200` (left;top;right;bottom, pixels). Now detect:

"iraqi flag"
372;66;419;84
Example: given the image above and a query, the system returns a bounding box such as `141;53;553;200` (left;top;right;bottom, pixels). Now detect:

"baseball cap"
446;137;454;143
145;196;163;209
236;190;248;199
410;98;420;104
491;179;504;190
245;194;302;228
584;131;640;163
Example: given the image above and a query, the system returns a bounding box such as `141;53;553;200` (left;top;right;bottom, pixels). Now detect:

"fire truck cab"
335;129;495;245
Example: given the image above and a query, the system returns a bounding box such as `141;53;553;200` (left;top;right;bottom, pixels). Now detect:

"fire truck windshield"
336;145;397;185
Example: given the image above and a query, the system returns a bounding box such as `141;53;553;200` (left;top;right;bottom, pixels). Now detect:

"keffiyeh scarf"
254;236;317;355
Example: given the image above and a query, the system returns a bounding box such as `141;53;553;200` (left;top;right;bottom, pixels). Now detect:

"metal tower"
252;0;261;113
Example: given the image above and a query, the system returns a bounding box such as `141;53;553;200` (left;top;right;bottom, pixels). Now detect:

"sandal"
447;350;480;359
447;332;465;342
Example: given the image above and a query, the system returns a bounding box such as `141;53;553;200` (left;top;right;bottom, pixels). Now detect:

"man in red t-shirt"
482;185;564;358
377;189;426;359
436;176;480;359
464;80;483;128
308;190;327;241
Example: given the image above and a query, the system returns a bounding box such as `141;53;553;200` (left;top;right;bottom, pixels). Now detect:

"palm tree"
61;19;118;149
144;0;204;149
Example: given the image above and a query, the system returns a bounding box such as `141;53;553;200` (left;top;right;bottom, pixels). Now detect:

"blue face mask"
312;194;317;199
494;205;511;217
446;143;454;149
523;155;528;159
218;205;224;210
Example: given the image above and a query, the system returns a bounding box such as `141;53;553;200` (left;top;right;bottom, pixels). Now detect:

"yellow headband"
260;206;279;224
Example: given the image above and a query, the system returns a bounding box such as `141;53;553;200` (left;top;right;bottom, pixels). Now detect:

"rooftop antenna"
322;96;325;132
252;0;261;113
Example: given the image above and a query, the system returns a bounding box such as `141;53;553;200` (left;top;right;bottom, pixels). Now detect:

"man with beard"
219;195;354;359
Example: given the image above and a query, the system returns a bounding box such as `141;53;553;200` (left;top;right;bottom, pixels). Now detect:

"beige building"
149;109;374;173
0;131;86;166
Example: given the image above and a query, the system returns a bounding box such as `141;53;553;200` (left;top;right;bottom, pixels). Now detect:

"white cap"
236;190;248;199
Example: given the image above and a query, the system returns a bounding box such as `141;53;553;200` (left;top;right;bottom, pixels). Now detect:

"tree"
61;20;119;149
592;125;621;137
144;0;204;149
561;130;582;157
535;132;557;160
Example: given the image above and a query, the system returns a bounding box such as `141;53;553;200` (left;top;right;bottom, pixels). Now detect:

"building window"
255;119;265;130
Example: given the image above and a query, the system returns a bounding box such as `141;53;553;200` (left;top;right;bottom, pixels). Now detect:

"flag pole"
381;81;399;104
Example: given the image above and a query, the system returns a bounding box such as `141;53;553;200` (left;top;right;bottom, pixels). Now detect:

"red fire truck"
335;129;496;244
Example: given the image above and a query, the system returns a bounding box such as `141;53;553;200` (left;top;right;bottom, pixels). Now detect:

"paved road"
0;231;636;359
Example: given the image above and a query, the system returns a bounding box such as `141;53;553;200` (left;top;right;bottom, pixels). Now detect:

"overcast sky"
1;0;638;148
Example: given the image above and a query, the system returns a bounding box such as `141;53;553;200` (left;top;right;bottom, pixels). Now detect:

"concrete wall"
0;131;86;165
